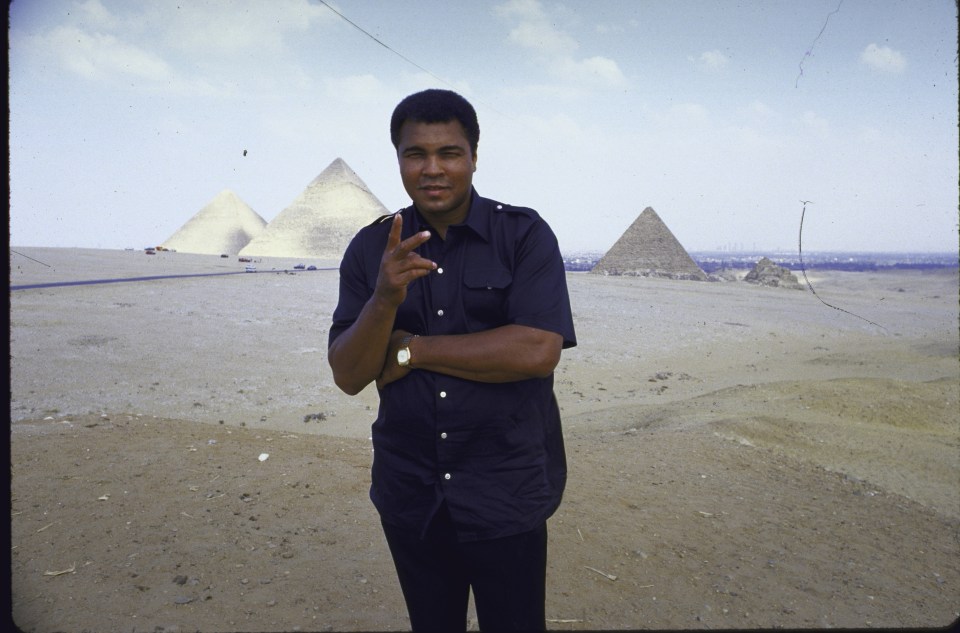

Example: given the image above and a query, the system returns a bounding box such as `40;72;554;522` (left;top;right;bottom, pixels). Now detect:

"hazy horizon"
9;0;958;253
9;244;958;258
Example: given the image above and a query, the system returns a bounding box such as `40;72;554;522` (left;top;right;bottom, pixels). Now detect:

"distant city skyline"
9;0;959;253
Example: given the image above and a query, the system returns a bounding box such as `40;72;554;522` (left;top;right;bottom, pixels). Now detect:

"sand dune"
9;247;960;631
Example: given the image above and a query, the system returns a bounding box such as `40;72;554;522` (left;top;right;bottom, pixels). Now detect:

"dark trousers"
381;504;548;633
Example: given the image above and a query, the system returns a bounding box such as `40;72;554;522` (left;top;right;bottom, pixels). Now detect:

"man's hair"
390;89;480;155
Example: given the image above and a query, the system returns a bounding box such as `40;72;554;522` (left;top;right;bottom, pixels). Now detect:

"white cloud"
515;112;596;145
595;23;623;35
858;126;883;143
16;24;224;96
556;55;627;87
159;0;332;58
667;102;711;125
44;25;174;82
76;0;121;30
323;74;387;103
596;19;638;35
494;0;626;88
494;0;547;22
746;100;774;120
507;20;579;56
799;110;830;137
644;102;715;145
11;1;337;97
860;43;907;73
691;49;729;72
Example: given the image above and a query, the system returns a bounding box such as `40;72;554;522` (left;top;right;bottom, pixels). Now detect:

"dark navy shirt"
329;189;577;542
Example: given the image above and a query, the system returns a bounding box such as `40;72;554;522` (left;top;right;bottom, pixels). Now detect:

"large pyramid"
591;207;707;280
238;158;389;259
161;189;267;255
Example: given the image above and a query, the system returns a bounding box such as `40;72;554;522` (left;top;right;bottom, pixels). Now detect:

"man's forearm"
329;215;436;395
328;296;398;395
406;324;562;384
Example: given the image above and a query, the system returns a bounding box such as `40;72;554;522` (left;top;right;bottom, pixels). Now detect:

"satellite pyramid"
161;189;267;255
591;207;707;280
238;158;389;259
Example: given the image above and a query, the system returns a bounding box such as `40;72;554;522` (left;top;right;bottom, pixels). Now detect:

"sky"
8;0;959;254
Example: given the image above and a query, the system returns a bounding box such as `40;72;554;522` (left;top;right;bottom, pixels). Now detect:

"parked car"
294;263;306;270
307;265;317;271
245;265;256;273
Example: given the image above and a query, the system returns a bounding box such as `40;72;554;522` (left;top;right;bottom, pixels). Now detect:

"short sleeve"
328;229;379;348
506;219;577;349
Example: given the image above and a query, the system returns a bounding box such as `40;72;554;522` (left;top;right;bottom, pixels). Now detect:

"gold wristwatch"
397;335;418;367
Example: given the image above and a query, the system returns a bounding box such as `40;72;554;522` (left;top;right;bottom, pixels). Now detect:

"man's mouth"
419;185;448;196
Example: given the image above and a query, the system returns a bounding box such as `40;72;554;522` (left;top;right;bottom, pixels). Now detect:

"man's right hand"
328;213;434;395
373;213;436;308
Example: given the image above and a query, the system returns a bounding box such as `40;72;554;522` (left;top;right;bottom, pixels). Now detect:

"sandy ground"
8;247;960;632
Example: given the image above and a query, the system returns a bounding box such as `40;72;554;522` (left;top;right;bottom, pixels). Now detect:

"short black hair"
390;89;480;156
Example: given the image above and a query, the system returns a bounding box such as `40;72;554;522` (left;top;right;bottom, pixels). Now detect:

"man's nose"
423;154;442;175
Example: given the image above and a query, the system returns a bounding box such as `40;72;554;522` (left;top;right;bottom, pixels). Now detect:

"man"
328;88;576;632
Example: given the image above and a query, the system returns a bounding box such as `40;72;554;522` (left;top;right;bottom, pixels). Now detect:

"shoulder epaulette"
490;201;536;217
369;211;401;227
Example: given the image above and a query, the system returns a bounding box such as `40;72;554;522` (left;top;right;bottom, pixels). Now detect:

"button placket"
428;256;448;324
436;380;453;483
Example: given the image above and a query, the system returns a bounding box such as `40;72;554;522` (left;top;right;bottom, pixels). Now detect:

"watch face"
397;348;411;365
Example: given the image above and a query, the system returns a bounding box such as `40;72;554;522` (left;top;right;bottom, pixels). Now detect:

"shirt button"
437;267;444;274
440;432;448;439
444;473;452;480
440;391;447;398
437;309;444;317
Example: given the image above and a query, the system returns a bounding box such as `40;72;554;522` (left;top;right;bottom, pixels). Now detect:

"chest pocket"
462;267;512;330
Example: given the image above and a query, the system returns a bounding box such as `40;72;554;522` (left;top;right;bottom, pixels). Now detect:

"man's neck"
414;197;472;240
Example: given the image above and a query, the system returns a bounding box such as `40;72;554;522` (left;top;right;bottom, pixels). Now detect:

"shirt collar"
410;188;491;243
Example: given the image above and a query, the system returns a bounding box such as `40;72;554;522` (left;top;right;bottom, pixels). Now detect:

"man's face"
397;119;477;230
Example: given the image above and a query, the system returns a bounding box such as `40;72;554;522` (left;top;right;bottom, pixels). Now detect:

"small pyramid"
238;158;389;259
744;257;804;289
591;207;706;280
161;189;267;255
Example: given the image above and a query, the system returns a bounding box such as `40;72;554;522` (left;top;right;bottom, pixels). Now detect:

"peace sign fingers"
375;214;436;306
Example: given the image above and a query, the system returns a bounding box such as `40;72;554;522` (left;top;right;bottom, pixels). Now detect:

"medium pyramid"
238;158;389;259
161;189;267;255
591;207;707;280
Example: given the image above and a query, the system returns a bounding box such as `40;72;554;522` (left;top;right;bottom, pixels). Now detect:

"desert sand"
9;247;960;632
